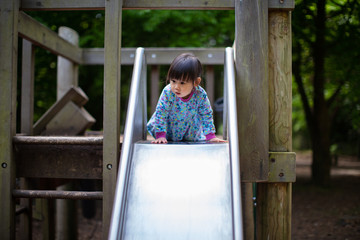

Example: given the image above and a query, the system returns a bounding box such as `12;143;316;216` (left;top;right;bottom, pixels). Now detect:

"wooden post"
56;26;79;240
235;0;269;182
104;0;123;238
256;9;293;240
18;39;35;240
57;27;79;100
205;65;215;108
21;39;35;135
234;0;269;239
0;1;19;239
151;65;160;114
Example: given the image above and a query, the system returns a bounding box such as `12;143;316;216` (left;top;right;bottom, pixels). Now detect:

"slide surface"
121;141;234;240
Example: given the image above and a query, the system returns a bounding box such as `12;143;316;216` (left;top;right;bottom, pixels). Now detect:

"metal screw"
279;172;284;177
107;164;112;170
271;158;276;163
280;0;284;4
151;54;157;59
2;162;7;168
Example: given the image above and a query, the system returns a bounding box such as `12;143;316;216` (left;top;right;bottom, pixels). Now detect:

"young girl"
147;53;225;144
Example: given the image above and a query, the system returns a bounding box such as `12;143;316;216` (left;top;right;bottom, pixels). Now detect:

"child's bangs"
168;61;197;82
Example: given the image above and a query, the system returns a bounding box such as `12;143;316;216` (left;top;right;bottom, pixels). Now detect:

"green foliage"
122;10;234;47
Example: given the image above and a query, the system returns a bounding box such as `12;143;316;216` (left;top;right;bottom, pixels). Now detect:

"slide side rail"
108;47;147;239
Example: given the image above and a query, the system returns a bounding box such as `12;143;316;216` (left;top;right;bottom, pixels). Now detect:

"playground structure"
0;1;295;239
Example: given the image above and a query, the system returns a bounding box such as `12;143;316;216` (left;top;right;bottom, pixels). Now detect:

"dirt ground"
21;151;360;239
292;151;360;240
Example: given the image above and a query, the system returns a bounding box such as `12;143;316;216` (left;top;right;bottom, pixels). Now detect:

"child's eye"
180;82;186;85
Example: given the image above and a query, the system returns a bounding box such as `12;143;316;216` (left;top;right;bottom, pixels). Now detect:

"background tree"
292;0;360;185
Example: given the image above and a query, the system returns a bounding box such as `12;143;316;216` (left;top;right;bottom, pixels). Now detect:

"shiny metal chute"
122;142;233;240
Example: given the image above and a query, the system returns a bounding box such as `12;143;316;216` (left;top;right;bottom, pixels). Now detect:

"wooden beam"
20;0;294;10
21;39;35;135
18;12;82;64
234;1;268;238
82;48;225;65
41;102;95;136
57;26;80;99
103;0;123;238
257;10;293;240
20;0;234;10
0;1;19;239
14;136;103;179
33;87;89;135
235;0;269;183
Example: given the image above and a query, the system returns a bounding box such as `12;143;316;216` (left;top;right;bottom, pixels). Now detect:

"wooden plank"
0;1;19;239
256;11;293;240
21;39;35;135
20;0;234;10
41;102;95;136
82;48;225;65
235;0;269;182
18;12;82;64
20;0;294;10
33;87;89;135
14;136;103;179
103;0;123;238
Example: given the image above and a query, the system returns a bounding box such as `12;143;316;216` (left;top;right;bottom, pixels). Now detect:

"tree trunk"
311;0;332;185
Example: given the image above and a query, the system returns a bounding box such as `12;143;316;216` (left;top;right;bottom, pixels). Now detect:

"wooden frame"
20;0;294;10
0;0;295;239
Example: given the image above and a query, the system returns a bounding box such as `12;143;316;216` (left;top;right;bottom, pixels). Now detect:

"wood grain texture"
103;0;123;238
235;0;269;182
18;12;82;64
257;11;293;240
0;1;19;239
268;11;292;152
257;183;292;240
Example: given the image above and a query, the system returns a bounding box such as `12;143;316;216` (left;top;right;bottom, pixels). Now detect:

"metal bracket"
268;152;296;182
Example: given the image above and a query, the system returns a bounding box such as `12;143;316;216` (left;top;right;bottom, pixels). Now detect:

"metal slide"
108;47;243;240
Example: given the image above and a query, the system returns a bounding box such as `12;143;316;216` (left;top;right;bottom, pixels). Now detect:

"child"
147;53;226;144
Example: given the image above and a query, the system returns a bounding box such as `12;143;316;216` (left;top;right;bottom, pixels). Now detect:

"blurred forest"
21;0;360;185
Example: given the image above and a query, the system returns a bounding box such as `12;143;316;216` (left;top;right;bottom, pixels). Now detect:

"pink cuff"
205;133;216;141
156;132;166;139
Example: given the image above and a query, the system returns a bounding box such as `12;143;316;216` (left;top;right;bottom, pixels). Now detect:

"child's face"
170;79;195;99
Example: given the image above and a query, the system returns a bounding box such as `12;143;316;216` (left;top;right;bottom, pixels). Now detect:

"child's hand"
152;137;168;144
208;137;227;143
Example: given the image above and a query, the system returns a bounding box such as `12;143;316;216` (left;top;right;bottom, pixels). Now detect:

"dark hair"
166;53;202;83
